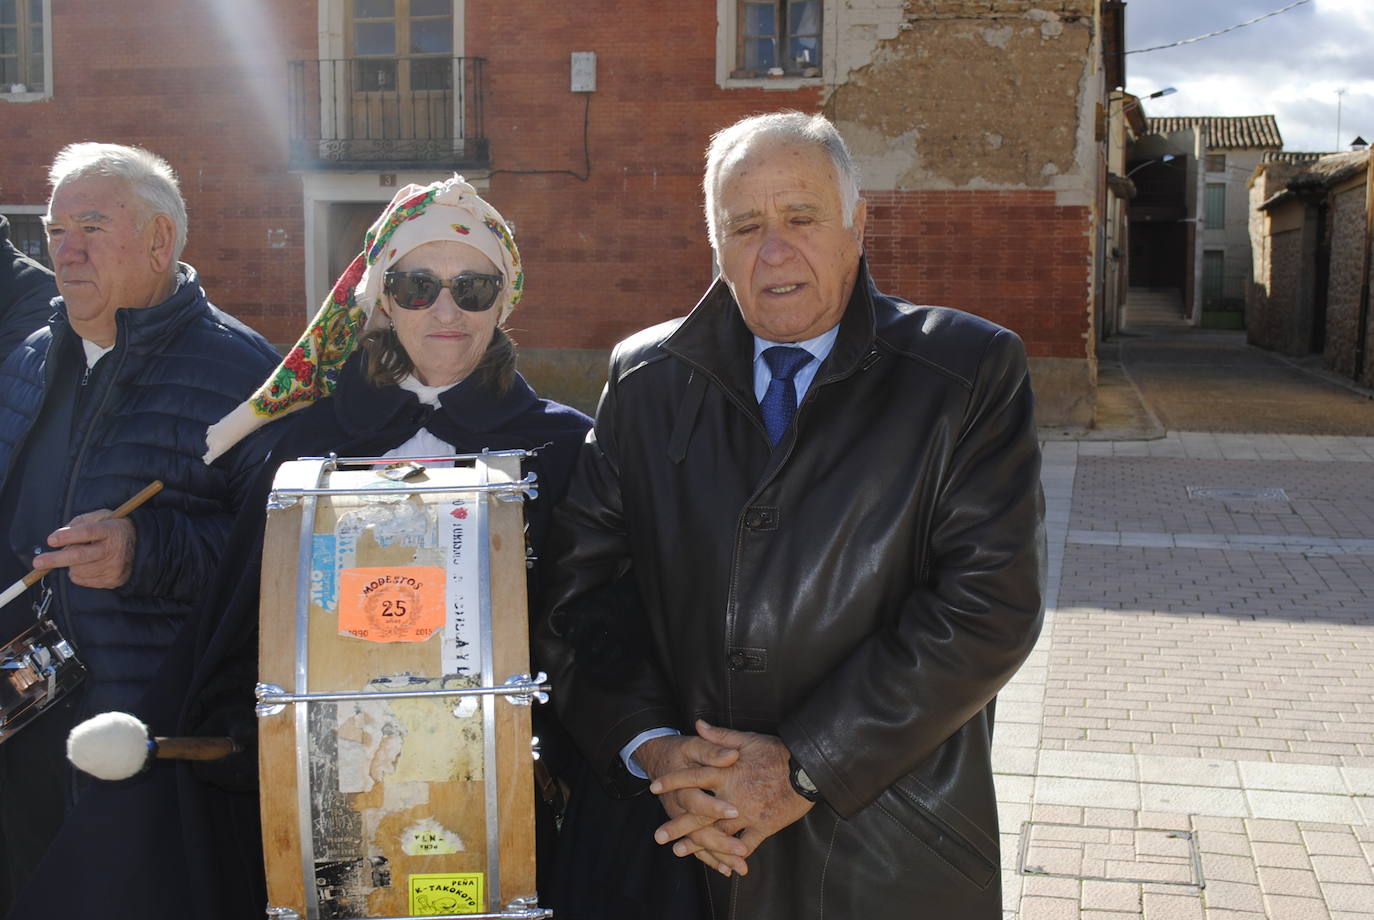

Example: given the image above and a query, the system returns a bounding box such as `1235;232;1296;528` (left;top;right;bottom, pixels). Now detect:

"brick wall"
1363;230;1374;389
1323;182;1368;381
863;190;1091;359
1363;241;1374;390
1266;227;1305;354
467;2;821;353
4;0;1099;421
0;0;317;344
905;0;1092;18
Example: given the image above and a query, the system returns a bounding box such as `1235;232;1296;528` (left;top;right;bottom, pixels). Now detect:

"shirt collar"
81;338;114;369
751;324;840;365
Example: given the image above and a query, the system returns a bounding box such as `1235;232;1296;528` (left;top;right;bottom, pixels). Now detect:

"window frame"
716;0;823;90
2;206;51;267
345;0;454;94
1205;153;1226;174
734;0;822;79
0;0;52;103
1204;182;1226;230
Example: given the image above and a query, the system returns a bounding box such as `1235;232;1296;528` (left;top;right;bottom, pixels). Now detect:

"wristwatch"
788;757;821;802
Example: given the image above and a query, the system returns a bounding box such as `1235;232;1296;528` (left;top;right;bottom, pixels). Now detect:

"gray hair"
703;111;862;248
48;143;188;260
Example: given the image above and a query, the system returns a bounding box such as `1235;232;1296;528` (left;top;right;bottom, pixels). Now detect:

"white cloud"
1127;0;1374;150
1314;0;1374;28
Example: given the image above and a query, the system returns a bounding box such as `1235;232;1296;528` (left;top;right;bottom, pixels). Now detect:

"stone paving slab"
1004;805;1374;920
1047;548;1374;768
1073;434;1374;462
1068;531;1374;555
1002;436;1374;920
1070;458;1374;539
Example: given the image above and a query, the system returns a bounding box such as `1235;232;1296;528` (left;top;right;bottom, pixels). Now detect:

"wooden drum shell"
257;456;538;919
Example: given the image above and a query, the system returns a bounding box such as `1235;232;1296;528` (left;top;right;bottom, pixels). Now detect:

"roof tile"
1146;115;1283;150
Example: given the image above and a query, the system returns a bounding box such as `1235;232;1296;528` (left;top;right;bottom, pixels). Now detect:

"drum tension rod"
254;672;551;717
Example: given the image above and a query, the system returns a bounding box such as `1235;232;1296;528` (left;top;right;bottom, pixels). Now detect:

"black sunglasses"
383;270;504;311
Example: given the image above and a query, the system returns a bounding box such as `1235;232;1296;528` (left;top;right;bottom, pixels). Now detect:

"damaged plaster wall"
825;2;1100;205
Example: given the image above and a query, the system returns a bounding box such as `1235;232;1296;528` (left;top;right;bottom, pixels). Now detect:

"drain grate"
1018;822;1204;888
1186;486;1289;501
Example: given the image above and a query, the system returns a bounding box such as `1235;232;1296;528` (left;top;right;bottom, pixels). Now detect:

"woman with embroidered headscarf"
6;177;700;920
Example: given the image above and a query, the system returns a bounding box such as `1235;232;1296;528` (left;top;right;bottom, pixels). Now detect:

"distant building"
1099;88;1149;340
1250;150;1372;385
1263;151;1334;167
1127;115;1283;323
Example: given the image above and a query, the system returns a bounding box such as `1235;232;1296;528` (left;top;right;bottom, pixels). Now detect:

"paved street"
998;320;1374;919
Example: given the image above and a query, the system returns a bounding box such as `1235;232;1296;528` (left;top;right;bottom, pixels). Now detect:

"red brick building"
2;0;1124;425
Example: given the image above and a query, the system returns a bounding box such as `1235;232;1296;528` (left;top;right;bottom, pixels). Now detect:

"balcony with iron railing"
287;57;488;171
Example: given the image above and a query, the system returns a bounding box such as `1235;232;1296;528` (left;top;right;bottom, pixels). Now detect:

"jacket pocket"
874;779;997;889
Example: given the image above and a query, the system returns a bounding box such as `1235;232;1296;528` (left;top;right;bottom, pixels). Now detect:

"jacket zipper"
57;320;129;635
56;319;128;811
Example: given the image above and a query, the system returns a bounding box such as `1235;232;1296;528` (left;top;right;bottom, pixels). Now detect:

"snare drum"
0;617;87;744
256;453;547;920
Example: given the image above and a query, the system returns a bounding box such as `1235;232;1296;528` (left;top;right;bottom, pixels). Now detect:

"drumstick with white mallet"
0;479;164;612
67;711;241;781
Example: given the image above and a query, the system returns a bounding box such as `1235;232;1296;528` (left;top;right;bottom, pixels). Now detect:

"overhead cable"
1127;0;1313;55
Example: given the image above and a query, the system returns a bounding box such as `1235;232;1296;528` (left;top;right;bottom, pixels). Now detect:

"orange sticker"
338;566;445;642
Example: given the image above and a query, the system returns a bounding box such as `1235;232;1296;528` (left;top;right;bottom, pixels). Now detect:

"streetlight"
1118;87;1177;113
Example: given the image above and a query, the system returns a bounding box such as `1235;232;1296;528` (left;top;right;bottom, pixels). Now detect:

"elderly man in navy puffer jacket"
0;143;280;912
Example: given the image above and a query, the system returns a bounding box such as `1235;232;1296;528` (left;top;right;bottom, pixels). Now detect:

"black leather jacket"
538;263;1046;919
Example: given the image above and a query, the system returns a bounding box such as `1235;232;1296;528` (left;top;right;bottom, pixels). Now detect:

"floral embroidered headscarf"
203;174;522;463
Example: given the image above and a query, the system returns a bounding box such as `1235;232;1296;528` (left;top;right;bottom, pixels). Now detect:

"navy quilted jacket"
0;264;280;718
0;215;59;362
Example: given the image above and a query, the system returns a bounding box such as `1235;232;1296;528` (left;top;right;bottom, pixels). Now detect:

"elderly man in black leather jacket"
538;112;1046;919
0;143;279;912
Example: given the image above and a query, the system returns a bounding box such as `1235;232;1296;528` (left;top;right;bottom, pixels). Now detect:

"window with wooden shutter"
1204;183;1226;230
734;0;822;79
348;0;453;93
0;0;45;94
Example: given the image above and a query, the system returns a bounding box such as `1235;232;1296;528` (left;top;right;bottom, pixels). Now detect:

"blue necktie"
759;346;813;446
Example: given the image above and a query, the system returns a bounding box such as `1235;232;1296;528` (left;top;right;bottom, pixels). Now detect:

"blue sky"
1124;0;1374;153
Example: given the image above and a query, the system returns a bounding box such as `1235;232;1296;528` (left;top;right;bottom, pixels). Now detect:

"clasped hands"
31;509;136;589
637;720;814;878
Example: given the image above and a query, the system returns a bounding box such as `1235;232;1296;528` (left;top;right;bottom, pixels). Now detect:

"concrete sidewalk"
997;432;1374;920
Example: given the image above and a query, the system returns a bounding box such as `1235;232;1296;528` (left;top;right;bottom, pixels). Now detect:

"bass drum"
256;453;546;919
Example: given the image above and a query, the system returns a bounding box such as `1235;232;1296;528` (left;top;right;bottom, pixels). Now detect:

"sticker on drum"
442;497;481;676
311;533;338;612
409;872;483;916
338;566;445;642
401;818;464;856
335;675;484;791
314;856;392;917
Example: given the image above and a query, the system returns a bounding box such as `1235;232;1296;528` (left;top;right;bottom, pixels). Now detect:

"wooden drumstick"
0;480;164;612
67;711;241;781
